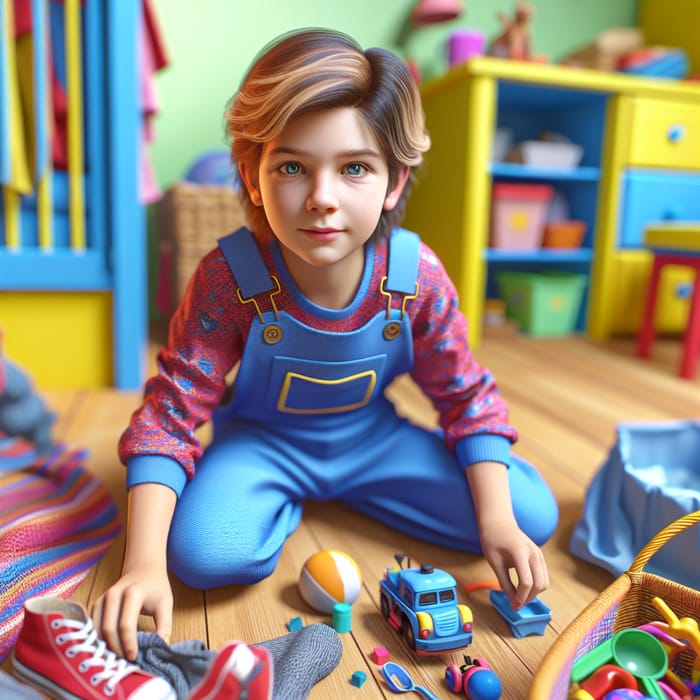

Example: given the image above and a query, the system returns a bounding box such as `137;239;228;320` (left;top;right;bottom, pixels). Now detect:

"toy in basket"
528;510;700;700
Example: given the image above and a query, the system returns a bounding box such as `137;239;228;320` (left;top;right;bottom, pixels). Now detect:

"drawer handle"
667;124;686;144
662;206;683;221
675;281;693;300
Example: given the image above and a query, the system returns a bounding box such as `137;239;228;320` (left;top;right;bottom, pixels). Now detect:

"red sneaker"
189;641;272;700
12;597;176;699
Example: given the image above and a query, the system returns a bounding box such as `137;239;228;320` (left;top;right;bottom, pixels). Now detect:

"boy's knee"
515;487;559;546
508;456;559;546
168;541;278;589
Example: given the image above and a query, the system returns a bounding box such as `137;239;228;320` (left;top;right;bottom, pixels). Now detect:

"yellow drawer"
626;97;700;170
610;250;694;335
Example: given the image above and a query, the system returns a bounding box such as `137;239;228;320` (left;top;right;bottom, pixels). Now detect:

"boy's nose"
306;174;339;213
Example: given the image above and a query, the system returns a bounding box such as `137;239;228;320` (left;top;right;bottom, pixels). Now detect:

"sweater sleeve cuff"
126;455;188;498
455;434;512;469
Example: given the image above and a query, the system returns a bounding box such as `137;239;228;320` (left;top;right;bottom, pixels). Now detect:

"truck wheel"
380;593;391;619
402;617;417;651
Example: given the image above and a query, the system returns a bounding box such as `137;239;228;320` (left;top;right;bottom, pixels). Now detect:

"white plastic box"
510;141;583;168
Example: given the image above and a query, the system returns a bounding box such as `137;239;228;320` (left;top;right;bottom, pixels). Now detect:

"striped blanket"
0;436;122;662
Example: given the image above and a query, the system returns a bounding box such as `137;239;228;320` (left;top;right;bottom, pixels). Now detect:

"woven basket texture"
529;510;700;699
157;182;247;309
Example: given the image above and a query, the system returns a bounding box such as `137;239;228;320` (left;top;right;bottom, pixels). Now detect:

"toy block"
332;602;352;633
369;646;390;665
350;671;366;688
286;616;304;632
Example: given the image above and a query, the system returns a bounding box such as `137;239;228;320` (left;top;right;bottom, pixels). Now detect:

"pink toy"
448;29;485;67
370;646;391;665
445;656;502;699
490;183;553;250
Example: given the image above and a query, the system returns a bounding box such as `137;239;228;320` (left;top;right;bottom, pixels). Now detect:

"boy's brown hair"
225;28;430;241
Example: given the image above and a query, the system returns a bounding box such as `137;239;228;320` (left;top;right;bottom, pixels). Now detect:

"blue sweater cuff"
126;455;188;498
455;434;512;469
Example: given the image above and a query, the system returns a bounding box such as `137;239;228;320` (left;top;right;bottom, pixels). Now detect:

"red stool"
636;224;700;380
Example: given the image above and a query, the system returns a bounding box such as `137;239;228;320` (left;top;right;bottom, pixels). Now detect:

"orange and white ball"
298;549;362;614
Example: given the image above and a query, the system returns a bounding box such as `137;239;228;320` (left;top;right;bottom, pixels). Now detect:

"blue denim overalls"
167;228;557;588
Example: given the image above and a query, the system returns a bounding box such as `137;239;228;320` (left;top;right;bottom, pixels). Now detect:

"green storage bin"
496;271;587;336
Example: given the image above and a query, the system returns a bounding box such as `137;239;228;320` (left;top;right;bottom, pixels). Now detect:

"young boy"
93;28;558;662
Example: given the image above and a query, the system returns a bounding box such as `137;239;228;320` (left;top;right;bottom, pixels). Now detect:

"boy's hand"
91;566;173;661
478;517;549;610
464;460;550;610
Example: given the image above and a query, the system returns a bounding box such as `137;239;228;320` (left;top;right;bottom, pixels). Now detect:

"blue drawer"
618;170;700;247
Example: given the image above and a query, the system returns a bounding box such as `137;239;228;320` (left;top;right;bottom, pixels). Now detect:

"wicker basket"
529;510;700;699
156;182;247;312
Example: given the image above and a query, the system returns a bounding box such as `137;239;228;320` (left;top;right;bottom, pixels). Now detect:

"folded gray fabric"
136;633;213;698
136;622;342;700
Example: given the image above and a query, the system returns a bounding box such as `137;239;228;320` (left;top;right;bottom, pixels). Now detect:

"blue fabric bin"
570;420;700;589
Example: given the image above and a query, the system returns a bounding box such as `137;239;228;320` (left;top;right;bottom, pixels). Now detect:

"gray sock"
254;623;342;699
136;622;342;700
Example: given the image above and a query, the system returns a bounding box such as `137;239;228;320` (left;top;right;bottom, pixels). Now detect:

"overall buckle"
237;274;282;323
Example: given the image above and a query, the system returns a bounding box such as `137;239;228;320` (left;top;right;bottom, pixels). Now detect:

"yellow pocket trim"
277;370;377;415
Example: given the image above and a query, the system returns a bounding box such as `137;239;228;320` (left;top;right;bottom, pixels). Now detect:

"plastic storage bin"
490;183;553;250
542;220;587;249
508;140;583;168
496;271;587;336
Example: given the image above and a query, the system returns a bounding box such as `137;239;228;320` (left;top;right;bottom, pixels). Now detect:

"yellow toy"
652;596;700;685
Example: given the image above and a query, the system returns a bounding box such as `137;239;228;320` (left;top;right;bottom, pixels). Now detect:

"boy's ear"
238;163;263;206
383;166;411;211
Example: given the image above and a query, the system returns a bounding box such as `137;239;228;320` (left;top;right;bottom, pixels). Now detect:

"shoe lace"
53;617;140;695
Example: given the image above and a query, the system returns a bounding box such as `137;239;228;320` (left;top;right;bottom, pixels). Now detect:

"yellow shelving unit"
404;57;700;346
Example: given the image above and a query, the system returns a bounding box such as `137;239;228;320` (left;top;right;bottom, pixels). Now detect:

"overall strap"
218;227;276;298
386;227;421;295
381;227;420;322
218;227;281;323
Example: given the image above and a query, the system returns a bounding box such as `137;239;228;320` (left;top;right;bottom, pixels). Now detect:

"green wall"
149;0;639;190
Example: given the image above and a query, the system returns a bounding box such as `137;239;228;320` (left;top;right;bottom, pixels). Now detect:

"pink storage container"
490;183;554;250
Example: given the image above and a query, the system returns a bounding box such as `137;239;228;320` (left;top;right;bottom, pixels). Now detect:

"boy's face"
243;107;408;272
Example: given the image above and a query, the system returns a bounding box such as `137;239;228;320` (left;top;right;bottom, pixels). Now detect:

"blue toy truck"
379;554;473;654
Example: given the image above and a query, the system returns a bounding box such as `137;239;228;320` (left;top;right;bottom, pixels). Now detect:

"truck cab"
379;554;473;654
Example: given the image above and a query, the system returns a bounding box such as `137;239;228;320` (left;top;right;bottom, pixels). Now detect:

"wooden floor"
4;331;699;698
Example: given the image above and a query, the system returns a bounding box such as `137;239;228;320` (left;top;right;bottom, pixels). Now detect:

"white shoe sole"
12;654;176;700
